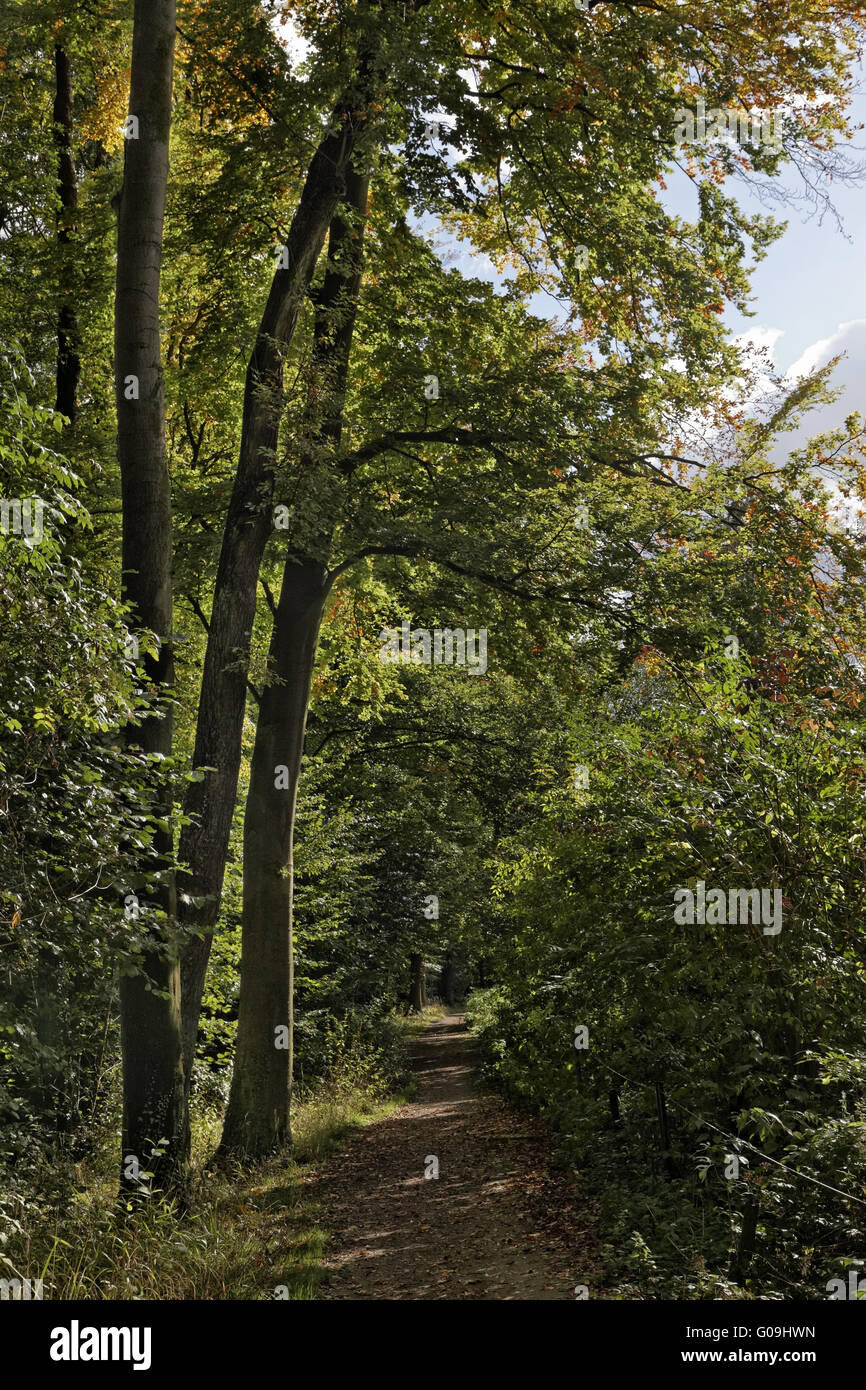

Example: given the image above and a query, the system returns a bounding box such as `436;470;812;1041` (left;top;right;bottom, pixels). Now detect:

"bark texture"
114;0;187;1195
409;954;425;1014
219;559;329;1157
219;169;370;1157
177;70;380;1092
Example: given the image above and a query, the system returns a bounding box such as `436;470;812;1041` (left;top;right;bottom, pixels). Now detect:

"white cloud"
785;318;866;391
734;318;866;524
732;320;866;463
729;324;787;410
736;324;786;362
774;319;866;461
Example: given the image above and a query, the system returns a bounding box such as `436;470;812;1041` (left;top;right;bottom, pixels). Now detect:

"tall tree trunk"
219;169;370;1158
177;73;380;1096
439;953;455;1005
114;0;187;1196
53;44;80;423
409;954;424;1013
30;45;81;1125
218;559;328;1157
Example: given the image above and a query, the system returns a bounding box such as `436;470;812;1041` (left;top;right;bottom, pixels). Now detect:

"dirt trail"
313;1012;597;1300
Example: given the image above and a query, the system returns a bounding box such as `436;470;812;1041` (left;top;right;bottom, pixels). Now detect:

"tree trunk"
409;954;424;1013
218;559;328;1157
219;169;370;1159
439;953;455;1005
53;44;80;423
30;47;82;1132
114;0;187;1196
177;74;379;1095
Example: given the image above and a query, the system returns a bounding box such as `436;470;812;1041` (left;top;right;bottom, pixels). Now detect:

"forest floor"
309;1011;607;1300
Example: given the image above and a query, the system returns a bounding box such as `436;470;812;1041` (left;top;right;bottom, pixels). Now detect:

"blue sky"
279;8;865;438
431;92;866;394
428;89;866;479
678;88;866;379
724;85;866;456
277;9;865;393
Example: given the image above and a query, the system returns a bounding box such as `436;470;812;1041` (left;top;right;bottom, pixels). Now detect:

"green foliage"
3;0;866;1301
0;366;183;1175
0;1021;414;1299
466;459;866;1297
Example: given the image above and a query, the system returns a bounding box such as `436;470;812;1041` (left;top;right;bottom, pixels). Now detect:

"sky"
421;74;866;546
702;86;866;469
277;13;864;442
432;92;866;422
662;86;866;460
677;88;866;453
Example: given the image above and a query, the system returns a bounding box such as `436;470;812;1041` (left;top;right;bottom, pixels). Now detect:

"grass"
0;1008;442;1300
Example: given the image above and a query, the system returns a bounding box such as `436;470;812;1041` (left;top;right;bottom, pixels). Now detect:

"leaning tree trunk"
53;43;80;423
218;170;370;1158
114;0;187;1196
177;71;379;1098
218;559;328;1157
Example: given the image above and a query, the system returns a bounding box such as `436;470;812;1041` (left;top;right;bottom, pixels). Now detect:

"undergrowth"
0;1008;435;1300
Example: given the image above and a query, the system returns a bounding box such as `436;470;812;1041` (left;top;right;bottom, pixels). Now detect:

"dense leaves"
1;0;866;1298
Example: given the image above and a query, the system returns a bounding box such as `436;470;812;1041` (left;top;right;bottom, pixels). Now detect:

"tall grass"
0;1013;434;1300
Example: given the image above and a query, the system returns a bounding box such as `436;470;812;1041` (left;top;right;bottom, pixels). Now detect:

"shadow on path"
312;1012;589;1300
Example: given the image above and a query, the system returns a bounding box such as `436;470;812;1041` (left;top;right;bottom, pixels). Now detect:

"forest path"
312;1011;599;1300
